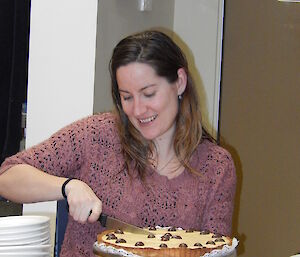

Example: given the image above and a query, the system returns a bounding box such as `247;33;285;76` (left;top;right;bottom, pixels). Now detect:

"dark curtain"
0;0;31;165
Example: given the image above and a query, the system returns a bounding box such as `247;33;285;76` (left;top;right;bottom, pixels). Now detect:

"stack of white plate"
0;215;51;257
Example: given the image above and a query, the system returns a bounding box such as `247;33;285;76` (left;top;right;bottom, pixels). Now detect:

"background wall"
173;0;224;138
219;1;300;256
25;0;98;254
93;0;175;113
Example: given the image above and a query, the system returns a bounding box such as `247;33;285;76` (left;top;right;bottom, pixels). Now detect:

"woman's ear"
176;68;187;96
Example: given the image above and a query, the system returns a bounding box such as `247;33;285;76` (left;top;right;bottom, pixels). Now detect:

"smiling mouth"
139;115;158;124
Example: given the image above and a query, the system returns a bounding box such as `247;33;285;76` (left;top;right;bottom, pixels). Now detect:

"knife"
98;213;149;235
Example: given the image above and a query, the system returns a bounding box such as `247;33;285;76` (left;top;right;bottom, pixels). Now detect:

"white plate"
0;224;50;238
0;244;51;253
0;216;49;229
0;231;50;246
0;216;49;235
0;230;49;242
0;253;51;257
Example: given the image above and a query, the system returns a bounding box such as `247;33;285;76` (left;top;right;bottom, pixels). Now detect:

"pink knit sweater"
0;112;236;257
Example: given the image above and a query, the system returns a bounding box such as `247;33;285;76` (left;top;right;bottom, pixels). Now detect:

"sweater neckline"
149;166;187;182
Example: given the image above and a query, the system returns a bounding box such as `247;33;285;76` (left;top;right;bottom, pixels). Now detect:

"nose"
133;97;146;116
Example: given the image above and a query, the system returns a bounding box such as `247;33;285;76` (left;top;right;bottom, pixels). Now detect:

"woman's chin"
139;130;158;141
141;134;156;141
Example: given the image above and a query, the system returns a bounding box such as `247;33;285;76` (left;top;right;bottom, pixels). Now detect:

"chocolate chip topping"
147;233;155;238
185;228;194;233
212;233;223;238
135;241;145;246
206;240;216;245
179;243;188;248
159;243;168;248
200;230;210;235
115;238;126;243
194;242;203;247
161;235;170;241
172;235;182;239
103;228;227;251
106;234;117;240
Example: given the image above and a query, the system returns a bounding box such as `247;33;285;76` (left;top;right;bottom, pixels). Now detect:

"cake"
94;226;237;257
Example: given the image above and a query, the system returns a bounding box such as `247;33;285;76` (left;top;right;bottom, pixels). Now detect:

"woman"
0;30;236;257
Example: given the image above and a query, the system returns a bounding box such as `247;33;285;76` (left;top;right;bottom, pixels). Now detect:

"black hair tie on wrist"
62;178;74;199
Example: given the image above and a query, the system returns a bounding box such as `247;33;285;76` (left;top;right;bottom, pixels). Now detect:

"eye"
121;95;132;101
123;96;132;101
144;92;155;98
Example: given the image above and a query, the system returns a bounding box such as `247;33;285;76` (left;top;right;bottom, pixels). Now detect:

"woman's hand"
63;179;102;224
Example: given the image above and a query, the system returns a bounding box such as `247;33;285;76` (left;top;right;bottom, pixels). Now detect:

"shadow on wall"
155;27;209;133
172;31;209;132
0;198;22;217
220;137;245;256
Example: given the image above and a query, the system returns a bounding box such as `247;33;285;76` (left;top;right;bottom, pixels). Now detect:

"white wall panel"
25;0;98;255
173;0;224;138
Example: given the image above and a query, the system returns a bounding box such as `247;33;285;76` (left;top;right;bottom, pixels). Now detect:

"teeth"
139;115;157;123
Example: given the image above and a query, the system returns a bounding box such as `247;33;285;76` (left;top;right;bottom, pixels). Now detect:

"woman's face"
116;62;186;141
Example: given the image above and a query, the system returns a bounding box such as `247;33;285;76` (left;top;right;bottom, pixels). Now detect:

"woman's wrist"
61;178;74;199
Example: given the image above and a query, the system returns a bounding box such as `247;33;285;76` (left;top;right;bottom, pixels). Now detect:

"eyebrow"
119;84;157;93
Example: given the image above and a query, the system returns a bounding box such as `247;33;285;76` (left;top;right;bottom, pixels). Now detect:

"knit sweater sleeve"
0;115;89;178
200;146;236;236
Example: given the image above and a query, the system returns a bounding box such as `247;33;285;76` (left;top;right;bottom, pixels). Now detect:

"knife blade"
98;213;149;235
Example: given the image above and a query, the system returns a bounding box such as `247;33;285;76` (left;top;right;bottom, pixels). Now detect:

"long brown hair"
110;30;208;178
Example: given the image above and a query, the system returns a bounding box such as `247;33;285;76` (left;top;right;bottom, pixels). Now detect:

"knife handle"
98;213;107;227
